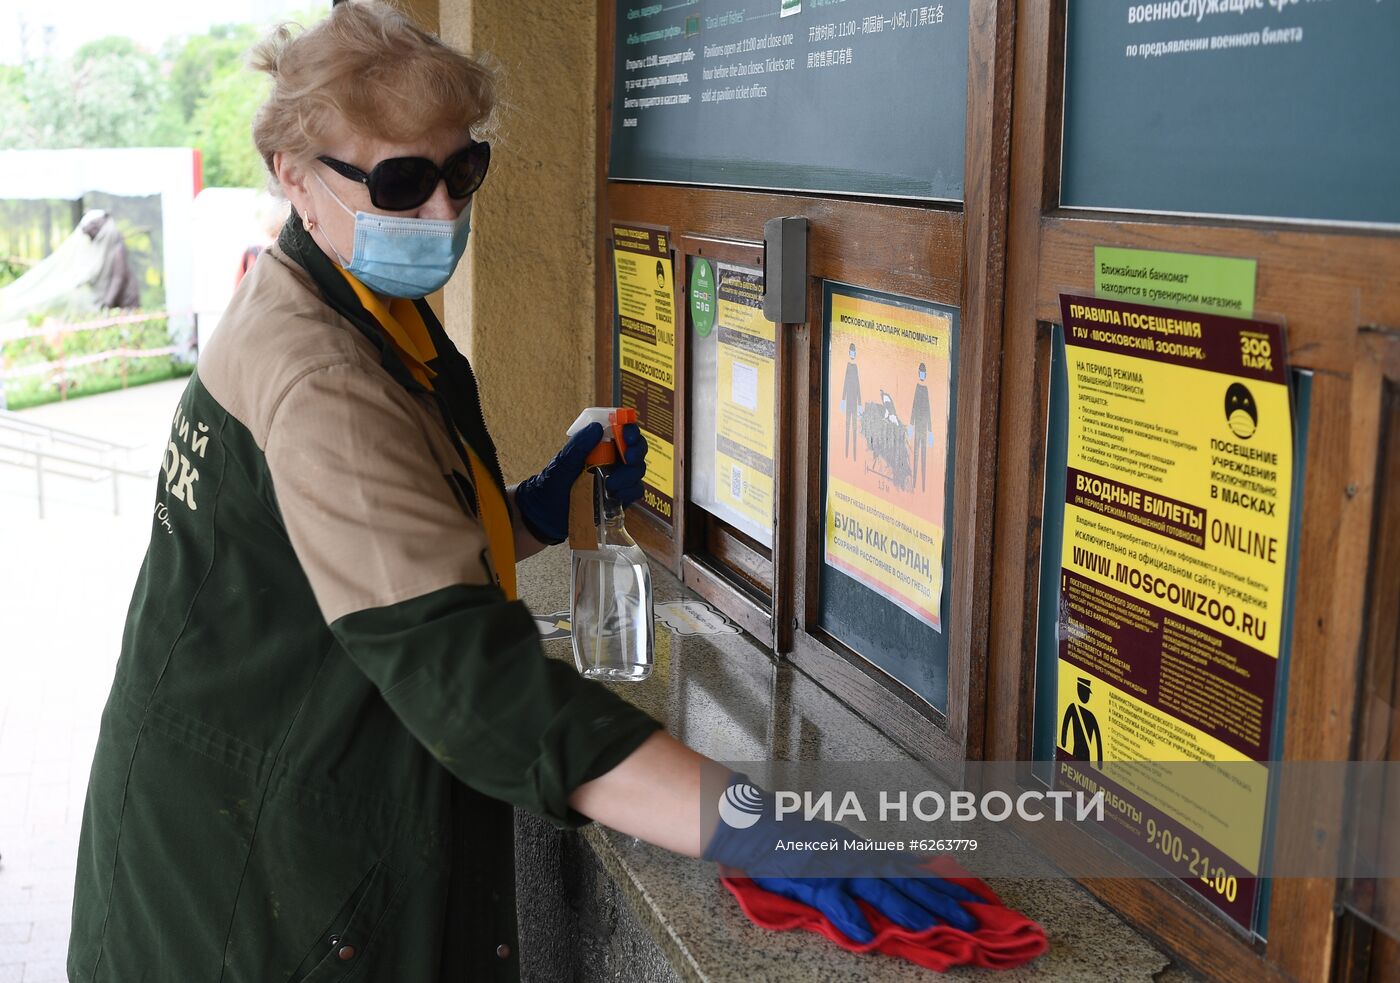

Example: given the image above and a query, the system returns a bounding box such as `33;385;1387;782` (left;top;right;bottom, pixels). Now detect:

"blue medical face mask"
314;171;470;298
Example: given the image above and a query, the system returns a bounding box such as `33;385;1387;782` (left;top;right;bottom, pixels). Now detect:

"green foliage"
1;314;188;410
0;63;26;139
15;43;167;150
0;257;28;289
0;10;329;187
166;26;261;124
191;69;272;189
121;224;166;310
5;358;193;411
2;315;171;364
74;37;147;62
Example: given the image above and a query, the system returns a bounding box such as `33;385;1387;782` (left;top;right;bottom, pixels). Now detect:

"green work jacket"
67;216;661;982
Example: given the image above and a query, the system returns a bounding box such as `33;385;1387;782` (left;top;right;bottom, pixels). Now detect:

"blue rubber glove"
750;875;978;944
606;423;649;506
703;775;980;943
514;422;649;544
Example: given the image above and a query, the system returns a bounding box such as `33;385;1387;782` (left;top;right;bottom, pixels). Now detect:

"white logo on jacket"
161;402;209;512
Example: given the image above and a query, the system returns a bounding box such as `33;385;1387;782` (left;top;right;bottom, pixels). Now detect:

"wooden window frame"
1335;357;1400;981
987;1;1400;978
594;1;1015;777
674;233;776;646
1354;373;1400;833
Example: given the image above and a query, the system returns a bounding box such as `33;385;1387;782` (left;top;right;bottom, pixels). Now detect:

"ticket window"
679;252;961;725
681;242;776;635
805;282;962;711
597;1;1013;773
988;2;1400;979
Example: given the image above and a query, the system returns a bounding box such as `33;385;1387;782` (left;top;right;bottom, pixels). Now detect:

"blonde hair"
249;0;496;180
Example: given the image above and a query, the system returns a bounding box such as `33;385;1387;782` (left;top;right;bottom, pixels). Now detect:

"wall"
514;812;683;983
437;0;598;481
400;0;444;325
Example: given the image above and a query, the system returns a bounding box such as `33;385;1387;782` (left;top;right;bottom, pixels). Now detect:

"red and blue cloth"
721;857;1048;971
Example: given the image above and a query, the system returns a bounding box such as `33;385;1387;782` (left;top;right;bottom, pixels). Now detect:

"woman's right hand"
702;774;981;942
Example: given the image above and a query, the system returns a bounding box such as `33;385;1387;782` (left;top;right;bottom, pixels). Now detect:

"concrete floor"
0;382;175;981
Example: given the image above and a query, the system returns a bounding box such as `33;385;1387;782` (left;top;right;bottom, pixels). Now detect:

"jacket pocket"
287;860;404;983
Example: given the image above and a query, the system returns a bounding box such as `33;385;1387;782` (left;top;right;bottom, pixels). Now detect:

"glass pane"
608;1;971;200
1060;0;1400;225
817;281;958;712
687;258;775;548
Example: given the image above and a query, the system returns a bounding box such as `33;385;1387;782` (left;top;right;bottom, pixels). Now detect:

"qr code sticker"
730;465;743;500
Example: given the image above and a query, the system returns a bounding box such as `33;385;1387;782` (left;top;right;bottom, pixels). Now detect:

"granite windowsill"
515;547;1177;981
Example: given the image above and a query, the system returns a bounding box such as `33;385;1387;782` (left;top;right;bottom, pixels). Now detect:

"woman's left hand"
604;423;648;507
514;422;649;544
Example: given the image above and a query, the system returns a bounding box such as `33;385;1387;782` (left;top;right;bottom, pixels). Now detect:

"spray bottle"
566;408;654;681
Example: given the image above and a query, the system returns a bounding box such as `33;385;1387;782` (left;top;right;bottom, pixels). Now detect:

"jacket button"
496;944;511;959
337;945;357;961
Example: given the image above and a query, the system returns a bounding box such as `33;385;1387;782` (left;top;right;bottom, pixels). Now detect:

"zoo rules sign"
823;288;952;631
1054;293;1294;931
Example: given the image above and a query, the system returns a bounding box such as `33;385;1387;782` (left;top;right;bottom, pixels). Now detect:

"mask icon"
1224;382;1258;439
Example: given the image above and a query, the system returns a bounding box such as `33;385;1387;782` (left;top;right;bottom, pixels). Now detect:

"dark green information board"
1061;0;1400;226
610;1;968;200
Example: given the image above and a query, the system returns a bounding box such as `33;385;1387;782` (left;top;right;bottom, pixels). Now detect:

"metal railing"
0;410;155;518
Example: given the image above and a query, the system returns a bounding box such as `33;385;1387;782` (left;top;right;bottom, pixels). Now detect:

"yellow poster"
824;288;952;630
612;223;676;524
1054;293;1294;930
713;263;775;541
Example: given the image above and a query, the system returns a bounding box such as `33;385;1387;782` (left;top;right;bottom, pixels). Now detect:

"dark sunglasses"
316;139;491;211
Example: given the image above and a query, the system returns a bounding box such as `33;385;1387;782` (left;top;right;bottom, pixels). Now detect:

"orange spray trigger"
610;408;637;464
582;440;617;469
569;407;632;469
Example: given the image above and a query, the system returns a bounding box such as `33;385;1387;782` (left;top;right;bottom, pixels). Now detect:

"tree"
165;25;260;124
0;65;29;149
0;11;330;184
74;37;146;62
190;67;271;188
19;43;167;149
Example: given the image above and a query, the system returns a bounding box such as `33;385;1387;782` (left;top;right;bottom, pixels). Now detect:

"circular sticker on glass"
690;258;716;338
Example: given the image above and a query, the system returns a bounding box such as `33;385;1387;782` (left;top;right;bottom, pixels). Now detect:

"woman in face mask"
67;4;980;980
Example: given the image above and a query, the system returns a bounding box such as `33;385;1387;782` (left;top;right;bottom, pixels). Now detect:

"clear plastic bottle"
571;467;654;681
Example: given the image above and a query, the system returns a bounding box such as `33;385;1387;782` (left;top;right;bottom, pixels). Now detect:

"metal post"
112;469;121;516
34;450;44;519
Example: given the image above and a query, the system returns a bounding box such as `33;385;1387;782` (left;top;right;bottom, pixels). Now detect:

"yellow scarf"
337;269;517;600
